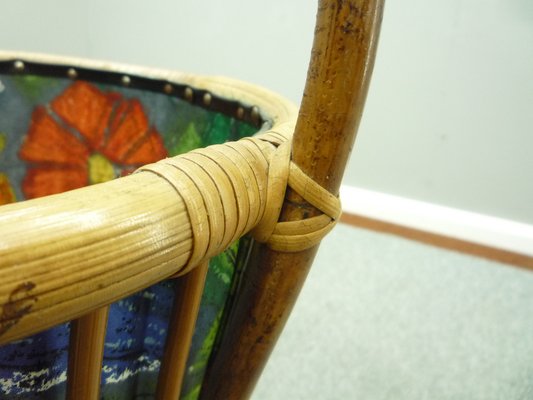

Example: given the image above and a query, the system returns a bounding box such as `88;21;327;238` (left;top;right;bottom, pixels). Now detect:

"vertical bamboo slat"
200;1;385;398
156;262;209;399
67;306;109;400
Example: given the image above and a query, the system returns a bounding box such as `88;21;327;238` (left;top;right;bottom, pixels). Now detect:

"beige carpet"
253;223;533;400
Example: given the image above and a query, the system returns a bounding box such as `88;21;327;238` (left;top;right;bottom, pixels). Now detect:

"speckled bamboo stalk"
200;1;385;398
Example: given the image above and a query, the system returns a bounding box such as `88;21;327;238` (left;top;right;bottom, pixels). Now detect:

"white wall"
0;0;315;103
2;0;532;224
348;0;533;225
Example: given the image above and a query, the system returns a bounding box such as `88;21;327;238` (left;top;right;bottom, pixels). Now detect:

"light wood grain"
0;172;191;344
67;306;109;400
156;262;209;399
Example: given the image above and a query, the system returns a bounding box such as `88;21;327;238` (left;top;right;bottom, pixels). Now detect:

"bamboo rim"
0;52;297;344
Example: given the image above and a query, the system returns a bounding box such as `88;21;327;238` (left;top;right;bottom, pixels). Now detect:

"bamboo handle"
200;1;385;398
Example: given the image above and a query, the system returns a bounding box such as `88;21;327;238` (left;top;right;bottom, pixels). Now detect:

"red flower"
19;81;167;199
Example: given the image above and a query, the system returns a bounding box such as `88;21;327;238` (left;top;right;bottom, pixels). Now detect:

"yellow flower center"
0;173;16;204
88;153;115;184
0;133;6;154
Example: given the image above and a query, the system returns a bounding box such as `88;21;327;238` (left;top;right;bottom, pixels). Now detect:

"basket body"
0;57;290;399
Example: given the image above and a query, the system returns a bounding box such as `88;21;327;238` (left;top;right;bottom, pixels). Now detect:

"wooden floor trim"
340;212;533;272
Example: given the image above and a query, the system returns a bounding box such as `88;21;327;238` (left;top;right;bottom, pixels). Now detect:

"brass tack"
236;107;245;119
121;75;131;86
164;83;173;94
67;68;78;79
13;60;24;72
184;87;194;102
251;106;260;121
203;93;212;106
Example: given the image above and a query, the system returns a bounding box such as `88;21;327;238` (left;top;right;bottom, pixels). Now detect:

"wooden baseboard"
340;212;533;271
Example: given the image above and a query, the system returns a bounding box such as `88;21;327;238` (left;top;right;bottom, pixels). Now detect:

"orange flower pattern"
0;173;16;205
19;81;167;199
0;133;16;205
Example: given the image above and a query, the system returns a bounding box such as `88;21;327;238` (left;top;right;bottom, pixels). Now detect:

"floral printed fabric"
19;81;167;198
0;133;16;204
0;74;257;399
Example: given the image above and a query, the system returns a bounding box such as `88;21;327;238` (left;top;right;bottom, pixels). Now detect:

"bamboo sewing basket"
0;1;383;399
